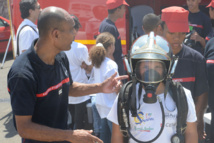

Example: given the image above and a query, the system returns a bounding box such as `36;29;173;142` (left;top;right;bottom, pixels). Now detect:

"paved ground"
0;52;21;143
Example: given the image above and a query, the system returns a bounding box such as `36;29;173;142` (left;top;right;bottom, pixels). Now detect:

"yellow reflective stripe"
121;40;126;45
74;40;96;45
74;40;126;45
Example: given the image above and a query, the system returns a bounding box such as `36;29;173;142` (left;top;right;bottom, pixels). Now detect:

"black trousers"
68;99;91;129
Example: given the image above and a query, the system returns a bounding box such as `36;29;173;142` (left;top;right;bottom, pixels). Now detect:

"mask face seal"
135;60;167;104
135;60;167;83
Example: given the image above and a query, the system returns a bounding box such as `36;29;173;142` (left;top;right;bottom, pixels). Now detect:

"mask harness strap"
170;81;187;143
130;76;137;117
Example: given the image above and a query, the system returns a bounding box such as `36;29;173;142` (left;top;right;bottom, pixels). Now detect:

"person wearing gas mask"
107;32;198;143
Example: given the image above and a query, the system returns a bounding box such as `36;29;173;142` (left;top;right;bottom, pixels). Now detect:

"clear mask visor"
135;60;166;83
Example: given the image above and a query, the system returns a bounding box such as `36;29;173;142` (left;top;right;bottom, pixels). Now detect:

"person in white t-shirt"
107;32;198;143
16;0;42;56
89;32;121;143
65;15;92;129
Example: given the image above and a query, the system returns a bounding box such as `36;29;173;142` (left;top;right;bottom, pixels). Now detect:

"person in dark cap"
205;0;214;40
99;0;129;77
207;0;214;19
160;6;208;142
7;6;128;143
142;13;161;35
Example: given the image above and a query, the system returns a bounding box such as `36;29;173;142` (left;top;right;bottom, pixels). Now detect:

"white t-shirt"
16;19;39;55
65;41;91;104
94;57;119;119
107;83;197;143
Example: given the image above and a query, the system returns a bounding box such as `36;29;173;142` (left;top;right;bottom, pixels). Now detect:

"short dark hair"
70;14;81;31
19;0;38;19
38;9;66;37
160;21;166;30
142;13;160;33
108;5;123;14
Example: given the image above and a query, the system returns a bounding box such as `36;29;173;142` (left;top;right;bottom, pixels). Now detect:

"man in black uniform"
7;6;127;143
186;0;212;55
99;0;129;76
160;6;208;142
204;34;214;143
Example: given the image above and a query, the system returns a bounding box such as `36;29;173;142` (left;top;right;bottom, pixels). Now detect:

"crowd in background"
7;0;214;143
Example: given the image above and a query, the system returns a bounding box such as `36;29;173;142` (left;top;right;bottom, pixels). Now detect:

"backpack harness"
17;25;37;56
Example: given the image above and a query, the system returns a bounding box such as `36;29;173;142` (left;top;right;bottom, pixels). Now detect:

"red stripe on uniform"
206;37;210;41
7;87;10;92
36;78;70;98
189;24;203;29
117;35;121;39
173;77;195;82
207;60;214;64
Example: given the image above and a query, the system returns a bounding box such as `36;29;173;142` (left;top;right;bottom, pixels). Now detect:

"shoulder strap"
117;81;132;143
17;25;37;56
169;81;188;142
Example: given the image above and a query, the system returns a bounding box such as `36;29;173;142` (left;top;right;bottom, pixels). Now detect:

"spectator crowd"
7;0;214;143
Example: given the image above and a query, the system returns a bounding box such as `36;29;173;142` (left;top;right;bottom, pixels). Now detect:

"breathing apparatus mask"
122;32;179;143
135;60;167;103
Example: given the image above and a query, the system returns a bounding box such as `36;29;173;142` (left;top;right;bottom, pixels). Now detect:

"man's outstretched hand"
101;72;128;93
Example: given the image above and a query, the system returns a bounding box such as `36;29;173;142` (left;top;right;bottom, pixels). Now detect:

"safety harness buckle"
120;128;129;137
180;125;187;134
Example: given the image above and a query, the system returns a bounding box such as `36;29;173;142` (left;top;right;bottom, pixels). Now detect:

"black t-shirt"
206;28;214;41
7;40;72;143
99;18;125;76
204;37;214;109
188;11;212;55
172;44;208;98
